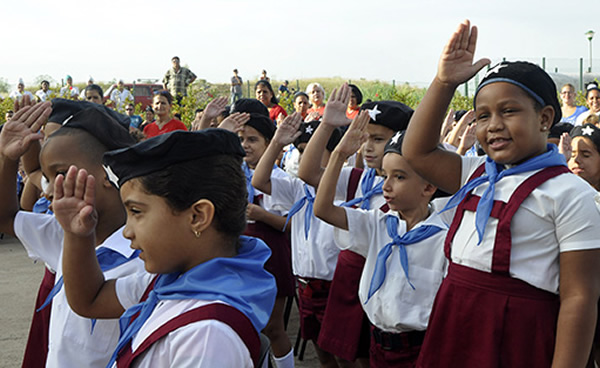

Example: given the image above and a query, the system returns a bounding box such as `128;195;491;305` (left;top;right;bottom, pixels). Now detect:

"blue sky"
2;0;598;89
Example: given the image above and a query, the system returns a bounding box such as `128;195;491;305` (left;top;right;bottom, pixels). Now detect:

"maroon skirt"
297;278;331;341
22;267;55;368
317;250;370;361
417;263;559;368
245;221;295;297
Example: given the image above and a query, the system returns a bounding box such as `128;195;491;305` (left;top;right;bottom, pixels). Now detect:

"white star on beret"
484;64;508;78
582;126;595;136
391;131;402;144
368;105;381;121
305;125;314;135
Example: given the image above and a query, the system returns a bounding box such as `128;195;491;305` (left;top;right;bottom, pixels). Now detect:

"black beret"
570;123;600;153
549;122;574;140
348;84;363;105
474;61;562;126
293;120;341;152
360;100;413;132
49;98;131;131
230;98;269;117
103;129;245;187
384;130;405;156
61;107;135;150
245;114;276;140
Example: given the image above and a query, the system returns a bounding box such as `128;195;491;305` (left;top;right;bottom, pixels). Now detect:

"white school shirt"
110;89;134;111
250;165;288;217
14;211;145;368
452;156;600;294
335;166;386;209
334;199;451;333
59;85;80;98
268;175;340;280
114;273;252;368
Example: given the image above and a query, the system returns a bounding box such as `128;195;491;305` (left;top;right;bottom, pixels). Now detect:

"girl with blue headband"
403;20;600;367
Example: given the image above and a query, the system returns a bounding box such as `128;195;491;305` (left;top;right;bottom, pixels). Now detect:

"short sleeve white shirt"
115;275;251;368
269;175;340;280
334;200;450;332
14;211;145;368
451;156;600;293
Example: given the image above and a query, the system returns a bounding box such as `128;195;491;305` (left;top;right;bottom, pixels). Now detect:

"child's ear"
423;182;437;198
190;199;215;234
539;106;555;131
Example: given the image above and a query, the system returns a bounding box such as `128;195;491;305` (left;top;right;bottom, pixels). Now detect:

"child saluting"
403;20;600;367
54;130;276;367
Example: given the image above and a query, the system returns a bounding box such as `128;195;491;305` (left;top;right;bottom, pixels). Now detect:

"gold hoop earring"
193;230;201;238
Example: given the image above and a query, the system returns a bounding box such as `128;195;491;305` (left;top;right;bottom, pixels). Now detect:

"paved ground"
0;235;319;367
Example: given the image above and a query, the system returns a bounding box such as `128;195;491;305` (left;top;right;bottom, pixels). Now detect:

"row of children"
3;19;600;368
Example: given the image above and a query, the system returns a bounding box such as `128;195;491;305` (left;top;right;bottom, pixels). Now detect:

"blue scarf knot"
440;144;567;244
342;168;383;209
366;215;443;303
282;184;314;239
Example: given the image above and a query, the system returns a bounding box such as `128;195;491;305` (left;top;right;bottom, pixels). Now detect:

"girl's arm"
403;20;490;194
552;249;600;367
252;113;302;195
247;204;290;232
298;84;352;188
314;111;369;230
54;165;124;318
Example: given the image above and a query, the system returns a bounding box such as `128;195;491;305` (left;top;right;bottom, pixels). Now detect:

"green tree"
0;78;9;94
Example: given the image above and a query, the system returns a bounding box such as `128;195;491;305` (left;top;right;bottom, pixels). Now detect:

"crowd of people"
3;20;600;368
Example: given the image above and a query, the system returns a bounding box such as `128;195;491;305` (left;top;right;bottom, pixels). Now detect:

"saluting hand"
322;83;352;128
53;165;98;238
272;112;303;146
333;110;369;159
0;101;50;160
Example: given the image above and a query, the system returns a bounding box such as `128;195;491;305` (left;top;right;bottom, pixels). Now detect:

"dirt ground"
0;235;320;367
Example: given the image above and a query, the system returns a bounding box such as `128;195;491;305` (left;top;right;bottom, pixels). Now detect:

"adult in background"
293;91;310;120
142;90;187;138
139;106;155;132
162;56;197;104
306;82;326;121
560;83;587;124
260;69;270;82
35;80;53;102
255;80;288;122
231;69;244;104
278;80;290;96
125;103;143;131
10;78;36;102
59;75;79;99
110;80;134;112
575;82;600;125
346;84;363;119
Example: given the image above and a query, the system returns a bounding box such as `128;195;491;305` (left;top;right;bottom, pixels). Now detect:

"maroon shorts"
317;250;370;361
22;267;55;368
370;325;424;368
417;263;559;368
245;221;295;297
297;278;331;341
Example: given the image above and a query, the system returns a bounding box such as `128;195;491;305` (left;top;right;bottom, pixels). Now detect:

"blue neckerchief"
37;247;140;312
282;184;314;239
33;197;52;214
341;168;383;209
440;144;567;244
242;161;255;204
107;236;276;368
242;162;278;204
366;215;443;303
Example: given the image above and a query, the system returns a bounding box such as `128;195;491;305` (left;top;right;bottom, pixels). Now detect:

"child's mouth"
488;137;510;150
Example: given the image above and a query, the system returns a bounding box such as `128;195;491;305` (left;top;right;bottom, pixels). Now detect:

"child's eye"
127;207;141;215
476;113;489;121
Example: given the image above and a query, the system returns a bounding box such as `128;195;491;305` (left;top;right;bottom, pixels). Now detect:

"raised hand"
305;111;321;122
219;112;250;133
559;132;572;160
203;96;228;120
457;123;478;155
0;101;50;160
53;165;98;237
272;112;303;146
333;110;369;159
322;83;352;127
437;20;491;87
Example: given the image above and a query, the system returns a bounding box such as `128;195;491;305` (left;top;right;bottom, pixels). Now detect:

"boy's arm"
552;249;600;367
252;113;303;195
402;20;490;194
55;166;124;318
0;102;50;235
298;83;352;188
314;111;369;230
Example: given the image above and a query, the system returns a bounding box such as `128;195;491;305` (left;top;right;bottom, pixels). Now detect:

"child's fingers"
54;174;65;201
340;83;350;104
329;87;338;102
74;169;88;200
62;166;79;198
458;20;470;51
30;105;52;132
23;102;51;129
83;175;96;206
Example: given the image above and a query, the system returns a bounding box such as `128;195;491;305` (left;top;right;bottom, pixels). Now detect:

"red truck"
104;82;163;109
